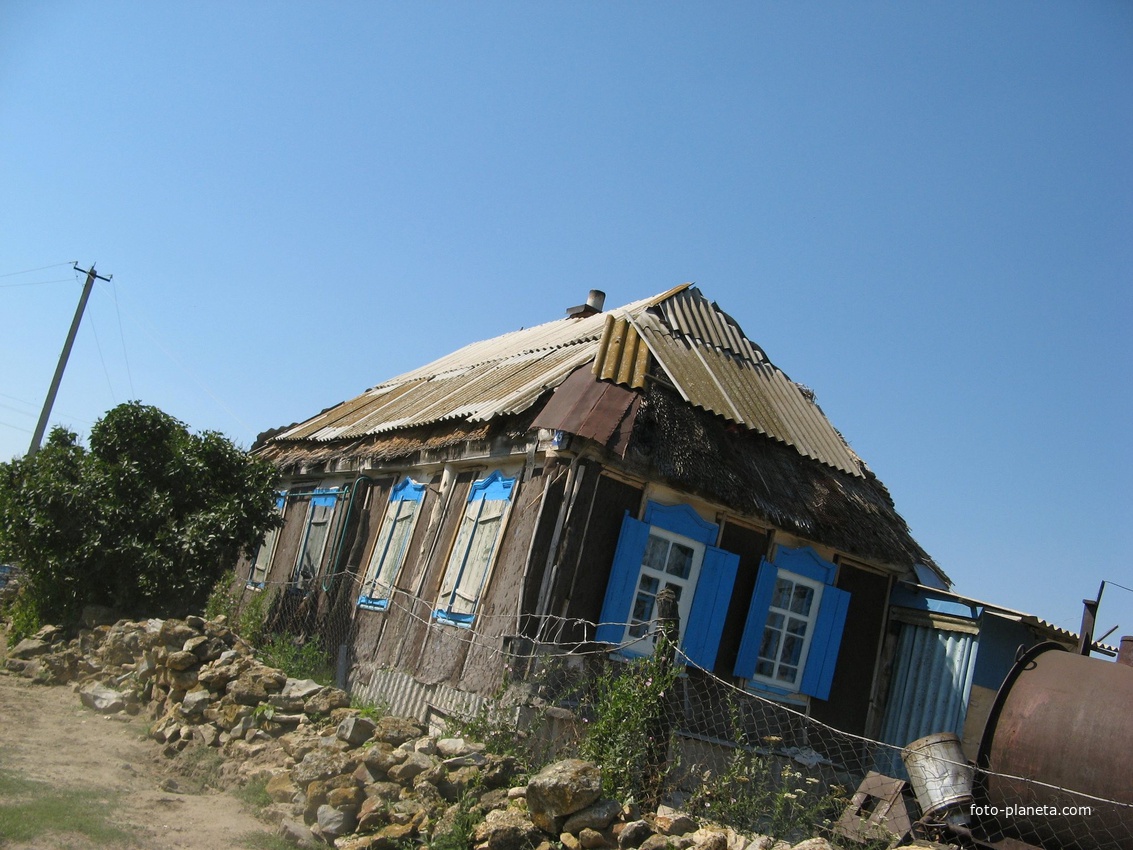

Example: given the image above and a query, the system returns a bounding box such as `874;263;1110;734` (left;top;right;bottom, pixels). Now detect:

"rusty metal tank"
976;641;1133;850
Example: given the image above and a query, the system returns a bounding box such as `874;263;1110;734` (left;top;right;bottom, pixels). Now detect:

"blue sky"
2;3;1130;647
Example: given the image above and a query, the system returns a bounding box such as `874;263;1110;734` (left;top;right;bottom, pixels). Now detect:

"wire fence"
220;574;1133;850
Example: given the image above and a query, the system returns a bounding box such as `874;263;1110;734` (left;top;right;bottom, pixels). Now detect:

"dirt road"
0;671;277;849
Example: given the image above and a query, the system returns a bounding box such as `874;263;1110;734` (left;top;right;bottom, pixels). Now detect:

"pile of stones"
4;615;841;850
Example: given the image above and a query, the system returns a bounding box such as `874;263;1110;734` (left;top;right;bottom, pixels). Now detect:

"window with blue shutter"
433;471;516;628
597;502;739;669
247;492;286;588
358;478;426;611
291;489;340;590
734;546;849;700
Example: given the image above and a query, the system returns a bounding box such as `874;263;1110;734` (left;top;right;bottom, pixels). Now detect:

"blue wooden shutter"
595;513;650;645
682;544;740;669
733;558;777;679
798;584;849;700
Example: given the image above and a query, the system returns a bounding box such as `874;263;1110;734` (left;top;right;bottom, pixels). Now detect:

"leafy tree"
0;402;280;626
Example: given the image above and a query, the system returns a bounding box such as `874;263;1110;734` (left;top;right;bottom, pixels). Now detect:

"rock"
228;676;269;706
561;832;583;850
9;638;50;660
165;650;199;672
79;681;126;713
788;841;834;850
304;686;351;715
327;785;364;808
579;828;612;848
617;820;655;849
336;715;377;747
279;817;318;848
694;832;728;850
371;820;418;847
472;806;545;850
180;688;212;716
362;741;406;775
527;760;602;832
655;813;698;836
167;667;199;691
641;836;680;850
283;677;325;699
357;795;390;831
267;771;299;803
293;748;354;785
563;799;621;835
372;715;425;746
437;736;483;757
387;750;434;783
194;724;220;747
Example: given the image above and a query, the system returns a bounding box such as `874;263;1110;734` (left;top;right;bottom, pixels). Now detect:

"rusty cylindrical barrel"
976;641;1133;849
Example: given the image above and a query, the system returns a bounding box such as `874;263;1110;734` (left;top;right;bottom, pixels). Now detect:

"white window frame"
624;526;706;655
247;494;286;588
357;478;425;611
433;471;516;628
748;568;824;691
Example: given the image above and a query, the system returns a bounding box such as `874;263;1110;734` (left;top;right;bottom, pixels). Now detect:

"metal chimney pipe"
586;289;606;312
1118;636;1133;667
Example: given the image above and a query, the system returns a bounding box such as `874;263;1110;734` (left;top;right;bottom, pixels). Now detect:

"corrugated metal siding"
353;666;485;726
876;623;979;777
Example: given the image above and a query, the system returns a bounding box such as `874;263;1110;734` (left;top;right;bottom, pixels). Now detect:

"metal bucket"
902;732;974;819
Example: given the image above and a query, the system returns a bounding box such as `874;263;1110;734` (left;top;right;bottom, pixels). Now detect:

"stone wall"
5;617;846;850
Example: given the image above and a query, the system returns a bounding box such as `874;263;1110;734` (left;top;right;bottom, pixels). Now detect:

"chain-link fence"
216;575;1133;850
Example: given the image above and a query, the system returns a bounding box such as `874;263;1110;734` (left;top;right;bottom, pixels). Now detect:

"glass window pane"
786;616;808;637
790;584;814;615
666;542;694;578
772;578;793;609
781;634;804;666
643;535;668;571
758;627;781;662
776;664;798;683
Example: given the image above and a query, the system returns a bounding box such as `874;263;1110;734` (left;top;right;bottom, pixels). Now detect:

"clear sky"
2;3;1130;648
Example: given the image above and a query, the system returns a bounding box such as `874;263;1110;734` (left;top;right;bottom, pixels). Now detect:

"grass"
233;776;274;811
0;768;132;845
238;832;301;850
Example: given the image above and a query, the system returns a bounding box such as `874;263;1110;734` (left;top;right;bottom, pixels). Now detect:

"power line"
0;261;76;278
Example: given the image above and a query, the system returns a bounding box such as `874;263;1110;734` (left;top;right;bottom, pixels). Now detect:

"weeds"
2;584;40;646
234;776;274;812
172;743;227;793
257;633;334;684
685;741;849;841
575;651;682;805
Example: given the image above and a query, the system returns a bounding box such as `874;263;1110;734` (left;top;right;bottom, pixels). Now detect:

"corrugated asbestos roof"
268;285;864;476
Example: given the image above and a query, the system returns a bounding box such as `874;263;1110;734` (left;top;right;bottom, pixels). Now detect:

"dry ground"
0;670;279;850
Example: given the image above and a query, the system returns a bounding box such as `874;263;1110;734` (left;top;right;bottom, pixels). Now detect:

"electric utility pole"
27;263;112;458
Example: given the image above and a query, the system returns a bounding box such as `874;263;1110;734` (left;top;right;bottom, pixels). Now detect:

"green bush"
2;585;40;646
257;633;334;684
575;649;681;804
0;403;281;626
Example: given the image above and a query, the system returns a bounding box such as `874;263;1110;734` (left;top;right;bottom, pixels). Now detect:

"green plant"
2;584;40;646
430;780;485;850
575;649;682;805
352;695;390;721
257;633;334;684
685;743;848;841
239;831;301;850
205;568;239;621
234;776;274;811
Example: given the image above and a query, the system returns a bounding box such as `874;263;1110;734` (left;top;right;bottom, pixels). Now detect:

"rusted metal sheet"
531;365;639;449
977;642;1133;849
